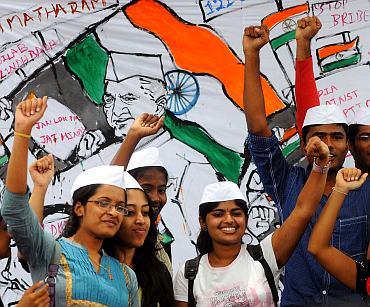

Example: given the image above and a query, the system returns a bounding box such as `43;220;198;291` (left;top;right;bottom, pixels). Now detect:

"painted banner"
0;0;369;304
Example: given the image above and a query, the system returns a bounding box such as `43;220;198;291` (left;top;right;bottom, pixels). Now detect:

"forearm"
272;170;327;267
308;190;346;254
295;42;320;132
243;51;271;137
111;131;141;167
296;38;311;60
6;133;30;194
29;185;48;224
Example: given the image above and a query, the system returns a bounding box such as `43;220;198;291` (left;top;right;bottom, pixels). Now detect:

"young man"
243;20;369;306
294;17;370;176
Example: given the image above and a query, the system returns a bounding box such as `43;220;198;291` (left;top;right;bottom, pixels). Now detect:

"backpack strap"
247;244;279;306
184;255;200;307
46;242;61;307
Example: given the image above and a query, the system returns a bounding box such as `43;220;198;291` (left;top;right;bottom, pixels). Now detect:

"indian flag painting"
262;3;309;51
316;33;361;73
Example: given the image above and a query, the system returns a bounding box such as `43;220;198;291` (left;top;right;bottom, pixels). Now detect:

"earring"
201;225;207;231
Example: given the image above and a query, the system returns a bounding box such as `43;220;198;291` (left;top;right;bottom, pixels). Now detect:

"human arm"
1;96;56;267
308;168;368;290
272;136;330;268
295;16;322;133
243;25;271;137
111;113;164;167
173;263;189;306
16;281;50;307
29;154;54;223
0;217;10;259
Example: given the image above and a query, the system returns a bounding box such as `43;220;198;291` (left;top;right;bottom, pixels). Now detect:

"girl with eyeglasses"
1;96;139;306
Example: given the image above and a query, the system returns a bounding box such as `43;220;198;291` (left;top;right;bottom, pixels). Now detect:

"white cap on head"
127;147;165;171
71;165;125;197
349;108;370;126
200;181;247;205
302;105;348;128
124;172;143;190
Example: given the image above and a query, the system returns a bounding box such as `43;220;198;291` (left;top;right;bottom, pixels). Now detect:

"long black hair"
197;199;248;256
62;184;101;237
103;195;174;307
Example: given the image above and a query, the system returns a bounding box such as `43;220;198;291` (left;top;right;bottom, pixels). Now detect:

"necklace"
68;237;113;280
90;256;113;281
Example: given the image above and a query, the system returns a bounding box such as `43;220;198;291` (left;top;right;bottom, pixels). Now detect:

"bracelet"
312;157;331;174
14;131;31;138
332;187;348;196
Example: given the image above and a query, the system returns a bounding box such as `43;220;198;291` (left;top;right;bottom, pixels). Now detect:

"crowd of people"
0;16;369;307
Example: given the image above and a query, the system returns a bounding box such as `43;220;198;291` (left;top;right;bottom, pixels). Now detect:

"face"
117;189;150;248
103;76;166;137
304;124;348;170
136;168;167;217
350;125;370;172
201;200;247;247
75;185;125;239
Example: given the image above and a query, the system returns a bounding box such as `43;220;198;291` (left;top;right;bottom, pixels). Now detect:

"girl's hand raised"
15;96;47;135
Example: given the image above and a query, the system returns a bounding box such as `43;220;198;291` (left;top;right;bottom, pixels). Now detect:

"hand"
127;113;164;139
29;154;54;188
296;16;322;42
15;96;47;134
16;281;50;307
335;168;368;194
243;24;270;54
305;136;330;165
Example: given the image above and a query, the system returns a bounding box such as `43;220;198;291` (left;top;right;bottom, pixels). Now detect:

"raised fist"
335;168;368;194
243;24;270;54
296;16;322;42
305;136;330;165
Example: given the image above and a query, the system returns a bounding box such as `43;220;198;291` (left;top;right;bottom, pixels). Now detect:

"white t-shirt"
174;233;281;307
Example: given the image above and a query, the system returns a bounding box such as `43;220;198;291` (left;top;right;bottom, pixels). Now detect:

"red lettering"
23;12;34;27
68;1;81;14
32;6;44;21
44;5;57;19
81;0;91;11
0;69;6;79
6;15;23;31
17;43;28;53
54;3;68;17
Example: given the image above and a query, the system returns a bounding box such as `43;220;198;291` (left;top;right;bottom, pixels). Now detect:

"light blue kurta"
1;189;139;307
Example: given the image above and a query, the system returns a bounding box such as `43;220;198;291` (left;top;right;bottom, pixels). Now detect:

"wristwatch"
312;157;331;174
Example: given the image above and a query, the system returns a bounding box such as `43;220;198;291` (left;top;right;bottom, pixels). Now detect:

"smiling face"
75;184;125;239
117;189;150;248
304;124;348;171
103;76;166;137
201;200;247;247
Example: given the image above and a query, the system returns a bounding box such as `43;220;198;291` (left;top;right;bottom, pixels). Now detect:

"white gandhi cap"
349;108;370;126
302;105;347;128
124;172;143;190
71;165;125;197
127;147;166;171
200;181;247;205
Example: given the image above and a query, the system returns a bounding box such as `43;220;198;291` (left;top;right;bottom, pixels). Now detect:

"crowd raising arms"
0;14;369;307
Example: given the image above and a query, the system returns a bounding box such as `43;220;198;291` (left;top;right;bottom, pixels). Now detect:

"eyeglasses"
86;200;128;215
356;134;370;142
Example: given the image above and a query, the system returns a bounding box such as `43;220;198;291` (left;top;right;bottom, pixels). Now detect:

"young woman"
308;168;369;298
1;96;139;306
174;135;334;306
105;173;174;306
111;113;172;272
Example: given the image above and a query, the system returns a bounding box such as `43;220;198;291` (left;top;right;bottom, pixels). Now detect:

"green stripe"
282;139;300;158
321;54;360;73
270;30;296;51
0;155;8;166
164;111;243;183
